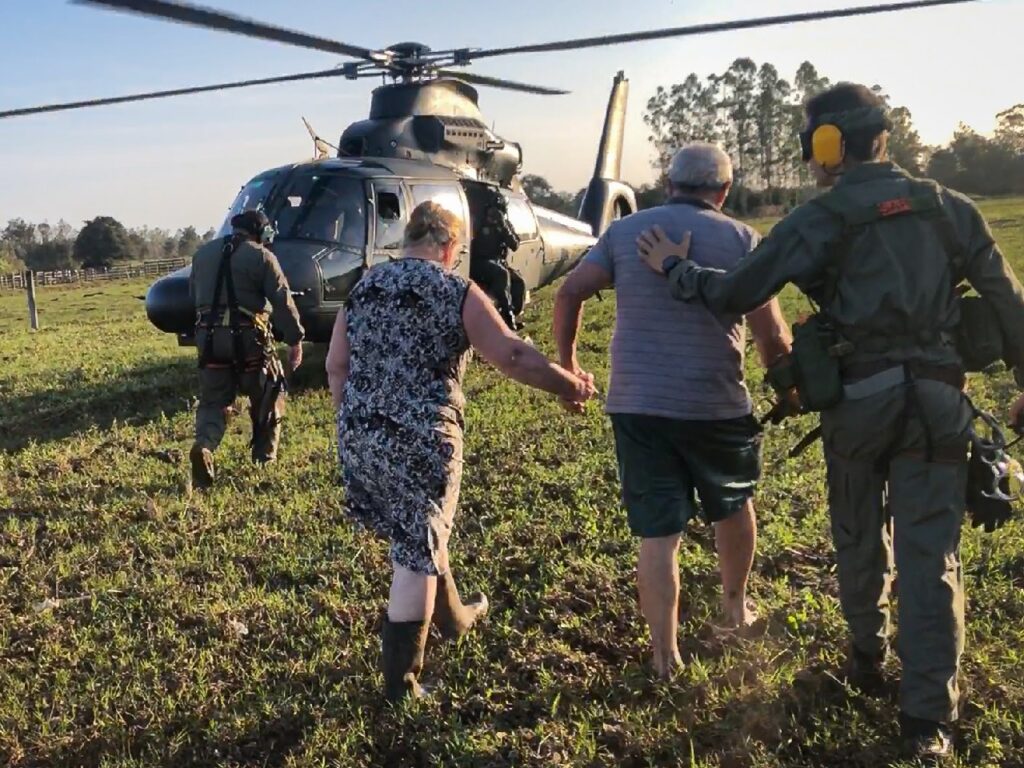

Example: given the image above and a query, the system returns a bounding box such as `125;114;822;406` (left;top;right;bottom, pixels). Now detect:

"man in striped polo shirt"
553;144;791;677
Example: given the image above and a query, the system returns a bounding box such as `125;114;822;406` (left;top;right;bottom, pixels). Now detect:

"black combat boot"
381;618;429;703
842;643;887;697
900;712;953;765
433;571;489;640
189;443;215;490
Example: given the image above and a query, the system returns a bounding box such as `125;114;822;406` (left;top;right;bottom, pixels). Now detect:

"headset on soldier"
798;106;894;172
229;209;276;248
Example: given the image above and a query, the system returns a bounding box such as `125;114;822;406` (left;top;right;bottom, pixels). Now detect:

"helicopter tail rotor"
579;71;636;236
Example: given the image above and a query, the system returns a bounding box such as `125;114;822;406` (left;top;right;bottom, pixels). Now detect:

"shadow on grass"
0;358;197;453
0;344;330;454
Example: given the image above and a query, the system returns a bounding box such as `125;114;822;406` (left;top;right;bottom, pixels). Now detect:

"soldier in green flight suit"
636;83;1024;763
189;209;305;489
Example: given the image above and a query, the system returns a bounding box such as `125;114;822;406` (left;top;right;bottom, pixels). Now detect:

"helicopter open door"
367;180;408;268
406;181;472;279
503;193;543;290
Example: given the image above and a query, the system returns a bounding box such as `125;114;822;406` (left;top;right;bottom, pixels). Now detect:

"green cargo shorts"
611;412;763;538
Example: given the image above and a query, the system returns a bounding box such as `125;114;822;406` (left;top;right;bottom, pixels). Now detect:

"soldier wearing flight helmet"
189;209;304;489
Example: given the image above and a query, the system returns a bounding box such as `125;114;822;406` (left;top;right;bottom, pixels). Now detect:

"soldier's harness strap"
785;180;970;462
198;235;256;372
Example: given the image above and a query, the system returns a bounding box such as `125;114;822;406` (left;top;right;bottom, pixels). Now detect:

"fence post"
25;270;38;330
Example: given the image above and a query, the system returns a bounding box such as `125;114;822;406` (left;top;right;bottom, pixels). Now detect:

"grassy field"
1;197;1024;767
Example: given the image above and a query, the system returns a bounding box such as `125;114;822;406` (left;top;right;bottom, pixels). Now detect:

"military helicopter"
1;0;974;343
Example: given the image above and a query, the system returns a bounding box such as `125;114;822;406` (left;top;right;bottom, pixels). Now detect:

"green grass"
1;197;1024;767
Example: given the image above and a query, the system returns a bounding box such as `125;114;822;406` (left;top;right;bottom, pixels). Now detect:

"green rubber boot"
433;571;489;640
381;618;429;703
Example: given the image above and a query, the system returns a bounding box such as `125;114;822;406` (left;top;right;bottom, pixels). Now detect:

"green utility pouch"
790;315;845;412
956;292;1005;372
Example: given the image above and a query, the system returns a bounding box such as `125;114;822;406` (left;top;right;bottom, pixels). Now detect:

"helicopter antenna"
302;116;336;160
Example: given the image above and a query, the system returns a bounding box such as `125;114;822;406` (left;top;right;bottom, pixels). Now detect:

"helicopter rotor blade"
73;0;385;61
469;0;977;59
0;68;349;119
435;70;568;96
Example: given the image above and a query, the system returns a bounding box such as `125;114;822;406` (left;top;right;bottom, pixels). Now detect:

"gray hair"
667;143;733;190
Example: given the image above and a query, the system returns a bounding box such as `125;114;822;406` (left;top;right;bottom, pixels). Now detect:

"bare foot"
653;648;684;679
711;599;765;639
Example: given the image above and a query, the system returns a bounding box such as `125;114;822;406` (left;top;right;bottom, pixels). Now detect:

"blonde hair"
404;201;461;250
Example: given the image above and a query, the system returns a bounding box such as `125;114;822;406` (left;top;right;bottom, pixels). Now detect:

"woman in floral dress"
326;201;594;702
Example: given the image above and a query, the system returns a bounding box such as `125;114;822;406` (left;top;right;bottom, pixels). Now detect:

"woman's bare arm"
325;308;350;409
463;283;591;402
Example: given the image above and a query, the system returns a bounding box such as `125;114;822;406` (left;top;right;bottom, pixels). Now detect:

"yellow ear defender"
799;106;893;169
811;123;845;168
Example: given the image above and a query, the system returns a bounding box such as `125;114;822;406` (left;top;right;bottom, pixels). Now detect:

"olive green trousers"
820;378;973;723
194;327;282;462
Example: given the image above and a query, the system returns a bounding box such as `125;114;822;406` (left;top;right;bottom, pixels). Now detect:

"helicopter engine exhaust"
578;71;637;237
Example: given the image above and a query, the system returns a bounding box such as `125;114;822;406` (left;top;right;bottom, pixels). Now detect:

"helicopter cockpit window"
273;173;366;250
215;170;283;237
504;196;539;241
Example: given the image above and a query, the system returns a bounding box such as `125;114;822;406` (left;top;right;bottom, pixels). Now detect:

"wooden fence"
0;257;189;290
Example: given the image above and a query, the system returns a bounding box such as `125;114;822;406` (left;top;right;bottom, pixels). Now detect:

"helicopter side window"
504;196;539;241
273;172;366;250
409;183;469;245
373;186;405;251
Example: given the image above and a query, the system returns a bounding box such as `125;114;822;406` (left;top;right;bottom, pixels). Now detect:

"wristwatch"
661;255;682;275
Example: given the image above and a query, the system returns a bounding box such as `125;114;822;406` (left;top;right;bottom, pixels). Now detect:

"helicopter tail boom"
579;71;636;237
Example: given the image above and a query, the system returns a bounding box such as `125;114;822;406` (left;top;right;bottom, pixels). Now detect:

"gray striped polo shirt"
584;197;760;421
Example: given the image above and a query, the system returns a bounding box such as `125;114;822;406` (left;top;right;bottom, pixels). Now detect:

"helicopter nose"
145;268;193;334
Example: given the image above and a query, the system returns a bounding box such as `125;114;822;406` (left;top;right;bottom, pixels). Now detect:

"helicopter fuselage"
144;156;598;344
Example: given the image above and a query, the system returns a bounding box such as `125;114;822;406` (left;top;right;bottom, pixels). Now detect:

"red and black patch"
876;198;914;217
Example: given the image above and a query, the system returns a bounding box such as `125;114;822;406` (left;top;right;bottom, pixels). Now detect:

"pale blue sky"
0;0;1019;230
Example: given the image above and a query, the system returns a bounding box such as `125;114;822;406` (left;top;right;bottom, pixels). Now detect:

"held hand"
637;226;692;274
287;343;303;374
559;370;596;414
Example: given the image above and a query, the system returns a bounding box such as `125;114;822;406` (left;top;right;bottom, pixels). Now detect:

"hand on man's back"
637;226;692;275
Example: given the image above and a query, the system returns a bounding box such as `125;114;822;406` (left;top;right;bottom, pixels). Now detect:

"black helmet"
231;209;275;244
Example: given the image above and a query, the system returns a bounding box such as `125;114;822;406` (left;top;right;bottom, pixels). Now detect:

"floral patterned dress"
338;257;471;575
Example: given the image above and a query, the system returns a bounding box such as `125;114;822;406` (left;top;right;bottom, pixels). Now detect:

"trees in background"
520;175;584;217
0;217;215;272
644;60;1024;210
926;106;1024;195
74;216;134;269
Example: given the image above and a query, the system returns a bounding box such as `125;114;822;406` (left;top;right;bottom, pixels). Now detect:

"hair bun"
405;201;461;250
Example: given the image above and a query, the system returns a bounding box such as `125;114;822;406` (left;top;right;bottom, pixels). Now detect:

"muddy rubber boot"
842;643;887;697
900;713;953;765
433;571;489;640
381;618;429;703
189;443;215;490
